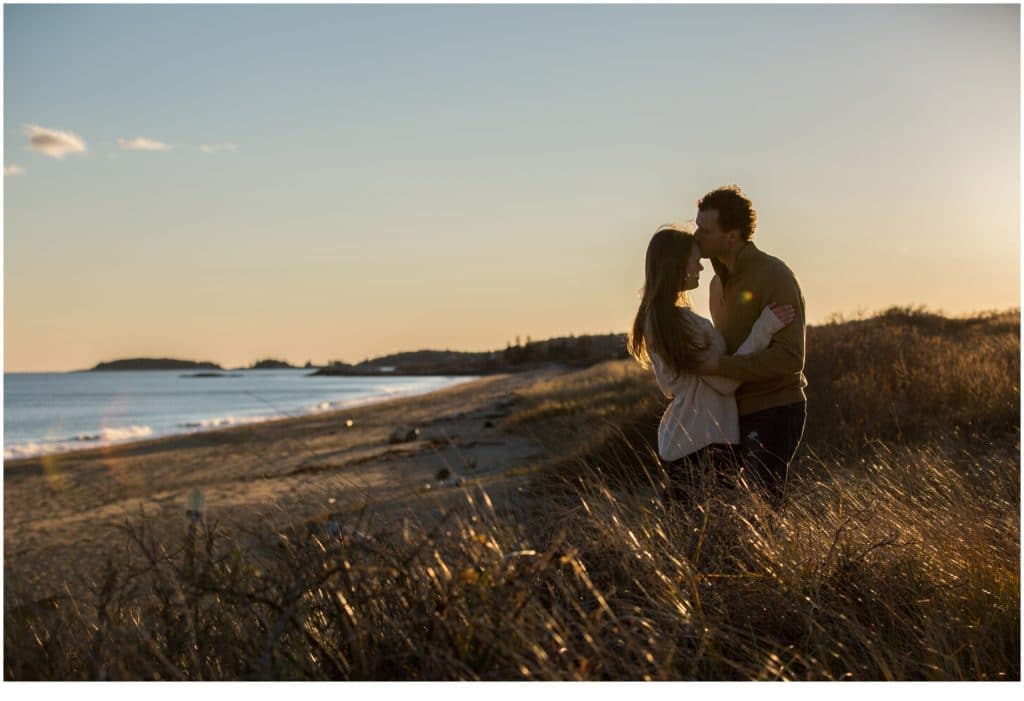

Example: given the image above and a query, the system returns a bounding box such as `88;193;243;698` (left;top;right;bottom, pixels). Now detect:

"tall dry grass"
4;307;1019;679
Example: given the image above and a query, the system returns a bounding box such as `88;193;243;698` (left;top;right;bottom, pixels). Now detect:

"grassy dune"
5;307;1019;680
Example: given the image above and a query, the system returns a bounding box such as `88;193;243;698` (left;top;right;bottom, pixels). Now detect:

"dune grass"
4;307;1019;680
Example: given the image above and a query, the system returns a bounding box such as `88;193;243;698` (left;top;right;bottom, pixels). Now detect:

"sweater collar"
732;241;758;277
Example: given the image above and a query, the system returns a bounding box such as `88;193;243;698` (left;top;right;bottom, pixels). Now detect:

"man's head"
694;185;756;261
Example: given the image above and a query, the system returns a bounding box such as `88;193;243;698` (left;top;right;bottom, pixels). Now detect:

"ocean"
2;369;477;460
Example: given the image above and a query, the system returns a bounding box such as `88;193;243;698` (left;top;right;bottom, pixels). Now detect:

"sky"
2;2;1020;373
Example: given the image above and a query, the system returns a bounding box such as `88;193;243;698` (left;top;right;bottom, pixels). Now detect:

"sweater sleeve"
701;306;786;395
715;270;806;382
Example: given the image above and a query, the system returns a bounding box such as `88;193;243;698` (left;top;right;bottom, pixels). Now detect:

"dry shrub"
523;438;1018;679
6;450;1018;680
803;307;1019;454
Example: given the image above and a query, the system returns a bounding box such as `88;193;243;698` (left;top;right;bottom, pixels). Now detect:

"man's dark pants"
737;401;807;509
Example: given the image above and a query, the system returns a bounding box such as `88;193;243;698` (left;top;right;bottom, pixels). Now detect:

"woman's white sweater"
646;306;785;461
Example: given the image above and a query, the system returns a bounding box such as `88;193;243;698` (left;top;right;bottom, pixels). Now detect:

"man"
693;185;807;509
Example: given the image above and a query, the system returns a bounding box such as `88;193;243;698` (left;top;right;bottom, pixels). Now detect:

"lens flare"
99;392;143;491
40;455;66;491
38;419;68;490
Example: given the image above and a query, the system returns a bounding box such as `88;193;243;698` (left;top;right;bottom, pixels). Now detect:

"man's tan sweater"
712;242;808;416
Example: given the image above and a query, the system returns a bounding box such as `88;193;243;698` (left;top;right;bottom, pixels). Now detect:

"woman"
627;227;793;498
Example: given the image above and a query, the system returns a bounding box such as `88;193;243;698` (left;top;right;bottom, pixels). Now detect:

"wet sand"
4;368;562;601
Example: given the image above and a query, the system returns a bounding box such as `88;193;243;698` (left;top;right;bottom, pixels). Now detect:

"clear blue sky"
3;3;1020;372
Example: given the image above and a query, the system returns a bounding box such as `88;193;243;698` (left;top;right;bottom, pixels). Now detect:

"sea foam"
75;425;154;442
5;424;155;460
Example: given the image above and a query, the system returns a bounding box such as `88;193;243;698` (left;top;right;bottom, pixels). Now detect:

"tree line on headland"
86;334;631;375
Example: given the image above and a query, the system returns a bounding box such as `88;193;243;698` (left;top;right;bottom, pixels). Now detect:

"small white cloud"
5;164;26;176
199;143;238;154
24;124;87;159
117;137;172;152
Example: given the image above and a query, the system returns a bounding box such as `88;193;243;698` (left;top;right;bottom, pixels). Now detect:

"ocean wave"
178;415;275;430
379;383;425;395
4;442;72;460
180;401;339;430
324;378;476;412
5;425;155;460
74;425;154;442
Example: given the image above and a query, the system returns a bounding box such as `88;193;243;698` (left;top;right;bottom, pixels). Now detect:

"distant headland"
83;334;631;376
310;334;629;376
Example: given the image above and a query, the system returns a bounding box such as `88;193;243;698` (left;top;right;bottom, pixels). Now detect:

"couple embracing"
629;186;807;510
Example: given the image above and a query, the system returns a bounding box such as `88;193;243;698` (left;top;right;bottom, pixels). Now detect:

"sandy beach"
4;368;563;601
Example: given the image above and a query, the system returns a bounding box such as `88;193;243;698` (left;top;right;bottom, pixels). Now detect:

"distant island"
251;359;296;370
90;358;223;371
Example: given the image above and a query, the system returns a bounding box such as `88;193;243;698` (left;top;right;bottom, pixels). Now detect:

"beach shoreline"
2;372;483;463
4;367;565;601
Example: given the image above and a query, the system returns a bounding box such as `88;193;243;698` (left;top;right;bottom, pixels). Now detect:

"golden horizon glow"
3;4;1019;373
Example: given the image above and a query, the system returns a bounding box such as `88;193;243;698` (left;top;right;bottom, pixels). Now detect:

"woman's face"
682;243;704;291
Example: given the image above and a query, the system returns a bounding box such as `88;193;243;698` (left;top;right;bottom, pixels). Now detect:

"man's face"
694;209;731;260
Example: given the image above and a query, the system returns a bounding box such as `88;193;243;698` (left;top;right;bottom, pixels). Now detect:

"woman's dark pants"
662;444;737;505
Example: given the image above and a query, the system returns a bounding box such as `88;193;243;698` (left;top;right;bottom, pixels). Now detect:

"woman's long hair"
628;227;707;379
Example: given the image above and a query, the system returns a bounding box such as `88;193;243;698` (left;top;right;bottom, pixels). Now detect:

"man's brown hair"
697;185;757;241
